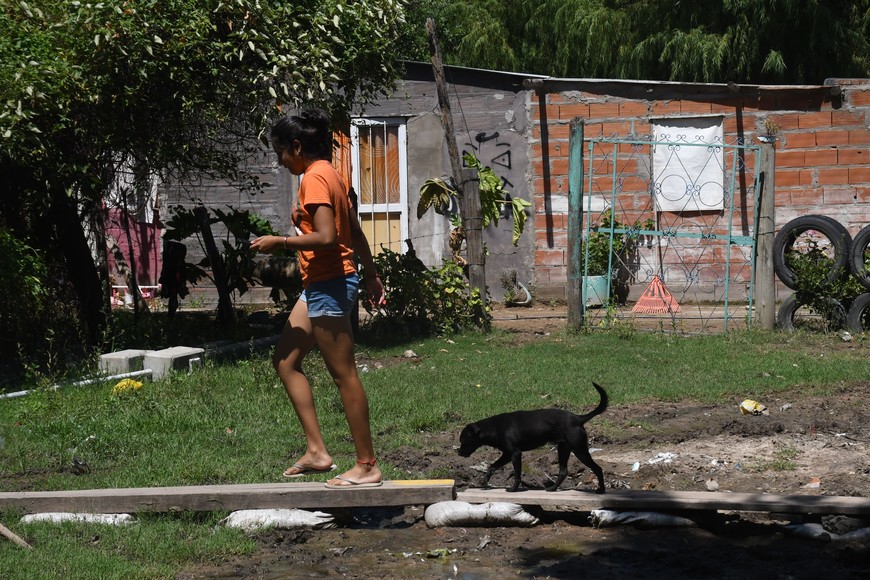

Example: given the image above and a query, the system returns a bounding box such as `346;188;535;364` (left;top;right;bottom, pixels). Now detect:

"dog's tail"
580;382;608;422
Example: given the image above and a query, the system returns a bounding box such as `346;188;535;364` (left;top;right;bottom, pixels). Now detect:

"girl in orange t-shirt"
250;109;384;488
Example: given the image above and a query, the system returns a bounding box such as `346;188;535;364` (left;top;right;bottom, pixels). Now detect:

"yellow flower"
112;378;144;395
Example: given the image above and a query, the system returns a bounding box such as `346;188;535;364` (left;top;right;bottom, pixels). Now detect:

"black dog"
458;382;608;493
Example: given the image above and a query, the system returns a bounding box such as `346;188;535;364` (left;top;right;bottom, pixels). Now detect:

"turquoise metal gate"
579;133;762;333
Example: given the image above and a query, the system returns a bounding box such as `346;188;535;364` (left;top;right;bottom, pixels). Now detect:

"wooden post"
567;118;585;330
461;168;488;329
427;18;487;328
0;522;32;549
426;18;463;189
755;141;776;330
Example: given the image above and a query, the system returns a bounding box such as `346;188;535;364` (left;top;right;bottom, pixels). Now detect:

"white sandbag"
839;526;870;541
424;501;539;528
785;523;870;542
21;513;134;526
784;523;833;541
590;509;695;529
220;509;335;532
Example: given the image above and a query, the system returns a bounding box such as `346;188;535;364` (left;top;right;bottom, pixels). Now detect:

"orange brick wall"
528;80;870;299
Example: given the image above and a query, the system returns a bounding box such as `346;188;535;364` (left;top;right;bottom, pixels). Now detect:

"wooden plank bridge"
2;481;870;517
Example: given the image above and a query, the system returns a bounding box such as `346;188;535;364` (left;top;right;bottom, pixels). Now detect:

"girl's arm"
249;204;336;253
349;213;385;306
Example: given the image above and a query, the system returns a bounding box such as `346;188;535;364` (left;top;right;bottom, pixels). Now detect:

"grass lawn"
1;327;868;577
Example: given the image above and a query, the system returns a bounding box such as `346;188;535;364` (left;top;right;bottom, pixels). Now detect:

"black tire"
773;215;851;289
776;294;847;332
849;224;870;289
846;292;870;333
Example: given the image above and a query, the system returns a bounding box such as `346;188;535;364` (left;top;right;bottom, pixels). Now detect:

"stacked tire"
847;224;870;332
773;216;870;332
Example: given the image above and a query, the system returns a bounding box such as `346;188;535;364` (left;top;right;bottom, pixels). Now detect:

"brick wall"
528;79;870;300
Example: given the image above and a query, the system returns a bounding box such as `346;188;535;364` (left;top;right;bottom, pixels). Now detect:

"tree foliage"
402;0;870;83
0;0;408;371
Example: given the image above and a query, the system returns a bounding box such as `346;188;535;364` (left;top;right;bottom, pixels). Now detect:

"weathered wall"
357;63;537;300
158;66;870;309
528;78;870;300
160;146;290;306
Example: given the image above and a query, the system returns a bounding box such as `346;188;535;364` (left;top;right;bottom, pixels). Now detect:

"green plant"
787;235;864;324
500;270;520;304
764;118;780;138
0;229;48;353
0;229;97;387
417;152;532;247
359;242;491;341
756;446;798;472
1;0;409;351
162;205;284;308
431;259;490;334
582;210;653;305
583;210;650;277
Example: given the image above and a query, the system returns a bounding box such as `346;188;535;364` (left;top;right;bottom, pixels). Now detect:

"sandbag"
21;513;134;526
220;508;335;532
590;509;695;529
785;522;870;542
424;501;539;528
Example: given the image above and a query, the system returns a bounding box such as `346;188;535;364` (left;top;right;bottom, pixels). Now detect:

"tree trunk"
194;206;236;325
49;185;107;348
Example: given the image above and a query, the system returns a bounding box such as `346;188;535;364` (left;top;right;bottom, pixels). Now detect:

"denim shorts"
300;273;359;317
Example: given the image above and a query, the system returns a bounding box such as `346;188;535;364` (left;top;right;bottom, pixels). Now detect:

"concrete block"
99;349;152;375
143;347;206;380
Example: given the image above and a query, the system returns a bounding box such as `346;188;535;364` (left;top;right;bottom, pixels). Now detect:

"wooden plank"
755;140;776;330
456;488;870;516
0;523;32;549
0;481;455;514
391;479;454;486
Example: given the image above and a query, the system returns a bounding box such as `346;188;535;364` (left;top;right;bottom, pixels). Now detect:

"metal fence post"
567;118;585;330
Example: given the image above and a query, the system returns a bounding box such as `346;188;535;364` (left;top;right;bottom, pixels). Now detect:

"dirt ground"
181;306;870;579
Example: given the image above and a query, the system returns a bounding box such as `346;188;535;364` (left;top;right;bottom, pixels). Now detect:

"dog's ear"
460;423;480;440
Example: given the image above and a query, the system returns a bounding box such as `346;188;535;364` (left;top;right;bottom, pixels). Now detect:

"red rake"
632;275;681;314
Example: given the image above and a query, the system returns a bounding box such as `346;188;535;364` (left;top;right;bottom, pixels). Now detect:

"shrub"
0;229;93;387
359;242;490;342
788;240;863;323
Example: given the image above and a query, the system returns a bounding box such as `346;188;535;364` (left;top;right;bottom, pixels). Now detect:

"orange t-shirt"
292;159;356;287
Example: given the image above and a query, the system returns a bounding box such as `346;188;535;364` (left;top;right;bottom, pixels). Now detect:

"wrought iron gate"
580;133;762;333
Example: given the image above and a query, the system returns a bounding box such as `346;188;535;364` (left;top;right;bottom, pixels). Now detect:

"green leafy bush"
0;229;94;387
788;241;863;321
162;205;291;306
583;209;653;304
359;242;490;342
417;152;531;246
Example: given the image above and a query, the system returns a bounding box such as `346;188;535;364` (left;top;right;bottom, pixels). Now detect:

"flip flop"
283;463;337;478
324;476;384;489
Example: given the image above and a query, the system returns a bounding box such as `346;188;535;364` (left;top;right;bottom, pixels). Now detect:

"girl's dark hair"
270;109;332;160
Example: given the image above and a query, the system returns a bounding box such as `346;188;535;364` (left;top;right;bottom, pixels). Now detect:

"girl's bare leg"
313;315;382;485
274;299;335;474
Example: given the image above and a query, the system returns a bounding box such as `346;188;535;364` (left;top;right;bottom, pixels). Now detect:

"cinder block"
99;349;152;375
143;347;206;380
